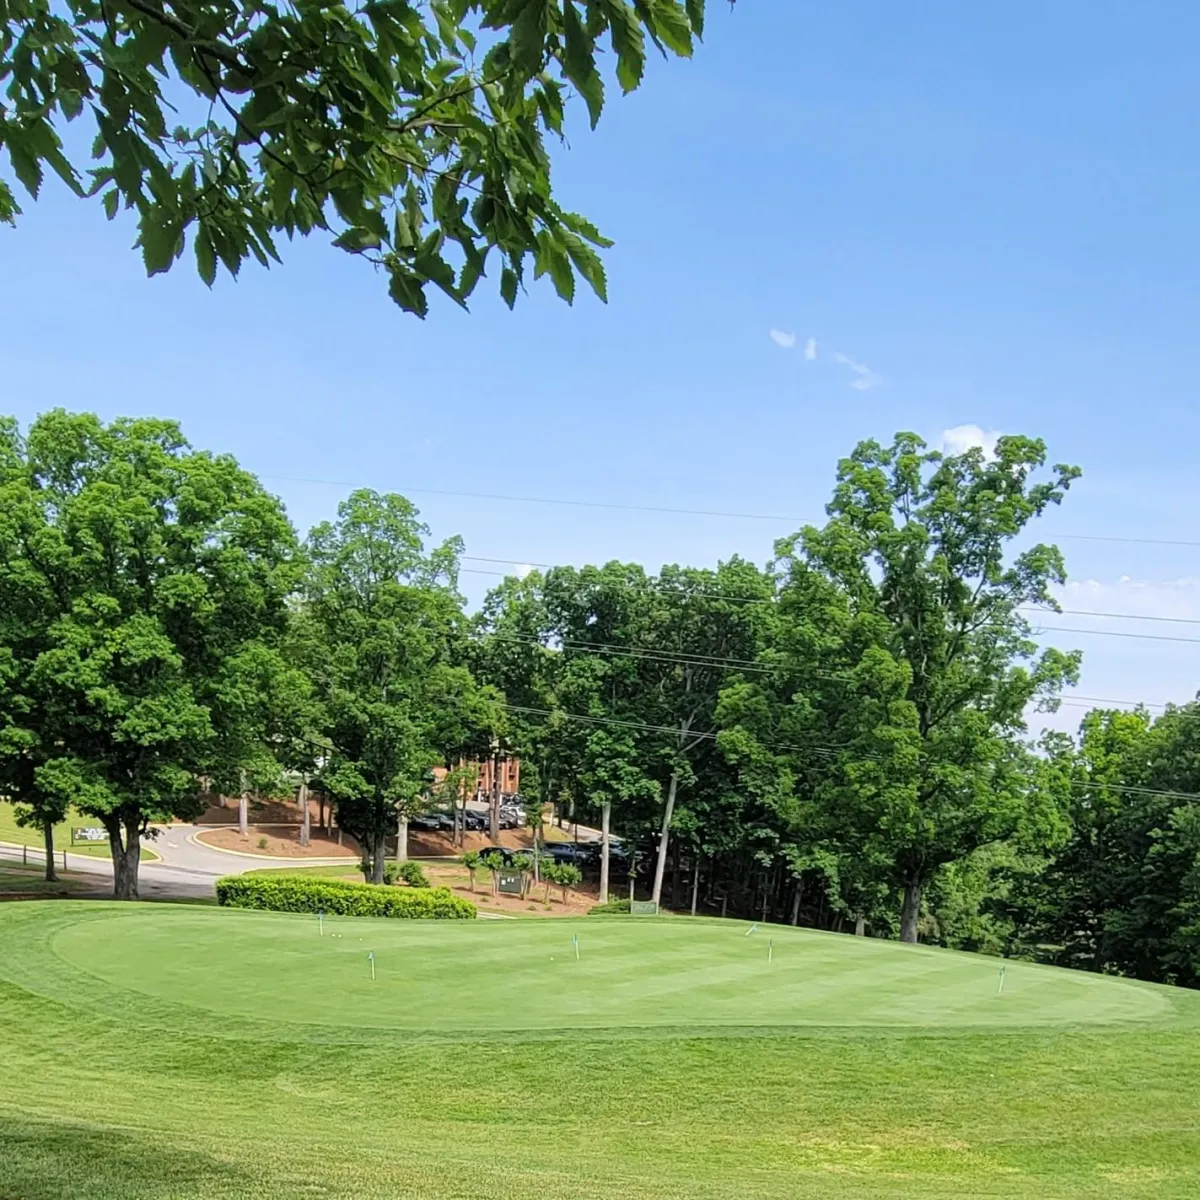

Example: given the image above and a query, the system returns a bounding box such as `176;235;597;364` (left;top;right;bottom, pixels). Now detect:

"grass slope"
0;802;156;861
2;901;1199;1199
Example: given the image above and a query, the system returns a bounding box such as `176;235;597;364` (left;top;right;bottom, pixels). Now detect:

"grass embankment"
2;902;1199;1198
0;802;157;862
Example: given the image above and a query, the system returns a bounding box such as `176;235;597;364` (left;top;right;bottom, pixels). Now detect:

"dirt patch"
195;826;361;858
420;861;601;917
195;797;318;826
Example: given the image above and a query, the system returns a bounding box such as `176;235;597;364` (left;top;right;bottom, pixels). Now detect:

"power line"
500;703;1200;803
266;474;1200;549
461;558;1200;630
483;632;1200;722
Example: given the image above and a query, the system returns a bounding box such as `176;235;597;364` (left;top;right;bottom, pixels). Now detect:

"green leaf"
7;139;43;199
388;267;429;317
561;1;597;88
0;180;19;224
601;0;646;93
508;0;550;75
647;0;694;56
685;0;705;37
500;267;519;308
333;226;383;252
140;218;181;276
535;233;575;303
195;226;217;287
102;189;119;221
563;231;608;302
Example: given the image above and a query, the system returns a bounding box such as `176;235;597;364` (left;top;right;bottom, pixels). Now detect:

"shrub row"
216;874;476;919
588;898;631;915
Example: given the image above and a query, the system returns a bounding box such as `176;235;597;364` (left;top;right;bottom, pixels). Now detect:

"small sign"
71;827;106;845
497;870;524;896
631;900;658;916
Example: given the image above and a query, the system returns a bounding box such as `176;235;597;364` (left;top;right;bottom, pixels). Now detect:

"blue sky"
3;2;1199;730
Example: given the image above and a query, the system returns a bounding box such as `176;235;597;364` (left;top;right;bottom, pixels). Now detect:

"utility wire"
460;561;1200;631
482;632;1200;723
266;474;1200;549
499;703;1200;803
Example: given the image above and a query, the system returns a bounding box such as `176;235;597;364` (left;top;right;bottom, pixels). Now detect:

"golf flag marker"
997;964;1006;996
573;933;580;961
317;910;324;936
368;951;376;981
768;938;774;964
745;923;759;937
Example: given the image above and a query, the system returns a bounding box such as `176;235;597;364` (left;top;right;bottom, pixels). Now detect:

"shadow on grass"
0;1120;254;1199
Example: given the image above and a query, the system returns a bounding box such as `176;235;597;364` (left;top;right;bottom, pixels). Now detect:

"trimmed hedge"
216;874;476;919
588;898;631;915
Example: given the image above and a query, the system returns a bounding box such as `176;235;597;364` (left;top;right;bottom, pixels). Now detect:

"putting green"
4;902;1200;1199
35;903;1169;1033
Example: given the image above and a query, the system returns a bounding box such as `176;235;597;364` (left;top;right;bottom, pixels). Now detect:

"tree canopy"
6;405;1200;994
1;0;710;314
0;409;300;897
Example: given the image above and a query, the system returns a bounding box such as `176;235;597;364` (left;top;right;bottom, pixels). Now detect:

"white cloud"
833;351;883;391
803;337;818;361
768;329;797;349
516;563;533;580
938;423;1002;460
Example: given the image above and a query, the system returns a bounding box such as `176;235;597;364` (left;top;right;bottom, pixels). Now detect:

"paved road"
1;826;352;900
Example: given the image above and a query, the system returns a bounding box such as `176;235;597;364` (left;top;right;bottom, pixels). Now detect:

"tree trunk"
238;789;248;837
650;770;679;909
900;879;922;943
108;816;141;900
42;818;58;883
690;856;700;916
790;881;803;927
371;832;386;884
598;800;611;904
670;838;682;909
298;781;311;848
855;912;866;936
488;756;501;844
396;816;408;862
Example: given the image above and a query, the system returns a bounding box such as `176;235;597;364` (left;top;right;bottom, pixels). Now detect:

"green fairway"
2;902;1200;1199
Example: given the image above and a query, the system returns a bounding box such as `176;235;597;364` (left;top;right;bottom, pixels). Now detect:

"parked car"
475;845;515;866
409;812;442;832
498;805;524;830
546;842;599;867
460;808;487;832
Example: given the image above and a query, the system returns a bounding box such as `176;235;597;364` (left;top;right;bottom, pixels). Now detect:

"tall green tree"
1016;705;1200;986
298;489;492;880
723;433;1082;941
1;0;709;313
541;563;660;902
638;560;773;909
0;410;300;898
0;416;62;880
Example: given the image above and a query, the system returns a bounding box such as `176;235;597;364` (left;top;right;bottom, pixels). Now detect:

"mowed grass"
2;902;1200;1199
0;802;157;861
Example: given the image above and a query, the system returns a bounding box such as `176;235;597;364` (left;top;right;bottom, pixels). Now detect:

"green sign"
630;900;658;916
497;870;524;896
71;827;107;845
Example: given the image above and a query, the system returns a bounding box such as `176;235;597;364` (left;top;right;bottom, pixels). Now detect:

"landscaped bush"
216;874;476;919
394;860;430;888
589;898;631;915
